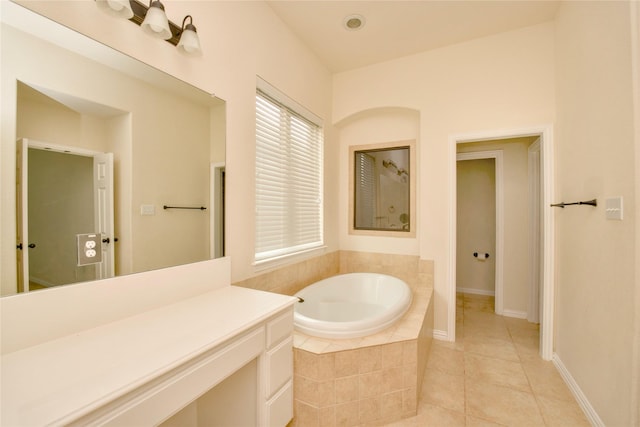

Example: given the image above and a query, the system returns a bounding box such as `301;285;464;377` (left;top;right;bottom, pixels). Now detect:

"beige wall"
333;23;555;334
456;158;496;296
554;2;638;425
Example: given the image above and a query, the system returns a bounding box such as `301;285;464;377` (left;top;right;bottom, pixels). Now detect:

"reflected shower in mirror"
353;145;411;232
1;2;226;296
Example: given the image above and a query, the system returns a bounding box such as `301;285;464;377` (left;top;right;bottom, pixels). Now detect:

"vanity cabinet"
265;310;295;426
1;259;296;426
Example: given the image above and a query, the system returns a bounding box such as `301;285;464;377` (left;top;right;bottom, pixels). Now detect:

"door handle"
16;243;36;250
102;237;118;244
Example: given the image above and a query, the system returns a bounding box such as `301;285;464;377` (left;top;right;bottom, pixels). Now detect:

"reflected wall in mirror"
349;140;416;237
1;2;226;296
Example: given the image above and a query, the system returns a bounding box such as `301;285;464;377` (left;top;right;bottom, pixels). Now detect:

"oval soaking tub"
293;273;412;339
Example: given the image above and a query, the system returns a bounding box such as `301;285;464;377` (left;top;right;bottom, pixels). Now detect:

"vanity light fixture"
140;0;171;40
96;0;134;19
95;0;202;54
176;15;201;55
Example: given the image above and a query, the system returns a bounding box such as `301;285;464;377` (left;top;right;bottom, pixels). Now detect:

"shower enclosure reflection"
353;145;411;232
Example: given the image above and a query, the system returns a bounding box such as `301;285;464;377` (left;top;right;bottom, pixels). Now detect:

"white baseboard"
502;309;528;319
432;329;451;341
456;287;495;296
552;353;604;427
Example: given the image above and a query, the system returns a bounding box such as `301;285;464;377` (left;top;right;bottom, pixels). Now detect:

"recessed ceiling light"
343;14;365;31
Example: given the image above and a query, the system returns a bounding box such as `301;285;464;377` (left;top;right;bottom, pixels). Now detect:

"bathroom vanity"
0;258;295;426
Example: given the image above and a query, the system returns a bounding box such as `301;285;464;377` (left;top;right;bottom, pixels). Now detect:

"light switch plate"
605;197;623;220
140;204;156;216
77;233;103;265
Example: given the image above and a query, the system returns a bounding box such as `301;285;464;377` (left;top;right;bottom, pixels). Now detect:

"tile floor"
385;293;591;426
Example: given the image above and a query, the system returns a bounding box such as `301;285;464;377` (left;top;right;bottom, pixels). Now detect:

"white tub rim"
293;272;412;339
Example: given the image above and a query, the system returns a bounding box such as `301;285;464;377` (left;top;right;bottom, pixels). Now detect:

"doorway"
16;139;115;292
456;156;498;304
449;127;554;360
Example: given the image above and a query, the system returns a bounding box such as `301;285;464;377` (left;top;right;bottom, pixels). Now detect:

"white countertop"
1;285;295;426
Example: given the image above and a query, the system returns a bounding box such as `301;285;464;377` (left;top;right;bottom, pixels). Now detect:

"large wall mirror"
349;140;416;237
1;2;226;296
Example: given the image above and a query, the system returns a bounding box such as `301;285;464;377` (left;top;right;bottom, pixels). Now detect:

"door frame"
17;139;115;291
456;151;504;315
449;125;555;360
528;138;542;324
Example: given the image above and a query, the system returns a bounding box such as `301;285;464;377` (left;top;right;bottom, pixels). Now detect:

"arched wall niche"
336;106;421;255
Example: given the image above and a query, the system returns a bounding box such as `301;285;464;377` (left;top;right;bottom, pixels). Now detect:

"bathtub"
293;273;412;339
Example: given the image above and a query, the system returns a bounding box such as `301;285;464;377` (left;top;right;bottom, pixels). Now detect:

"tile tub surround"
291;289;433;427
234;251;435;426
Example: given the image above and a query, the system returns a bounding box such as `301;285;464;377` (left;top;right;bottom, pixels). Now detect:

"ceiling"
265;1;560;73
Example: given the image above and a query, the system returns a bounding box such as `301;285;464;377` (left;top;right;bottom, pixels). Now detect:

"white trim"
449;125;555;361
210;162;225;259
253;245;327;272
553;354;605;427
432;329;450;341
456;150;504;316
528;139;542;324
456;287;495;296
256;76;323;126
502;309;528;319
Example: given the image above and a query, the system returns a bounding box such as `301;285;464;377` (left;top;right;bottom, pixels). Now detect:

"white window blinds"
255;88;323;263
355;152;376;228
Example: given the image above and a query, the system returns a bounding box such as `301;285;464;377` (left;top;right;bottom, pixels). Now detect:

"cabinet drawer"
266;336;293;397
266;380;293;427
267;308;293;348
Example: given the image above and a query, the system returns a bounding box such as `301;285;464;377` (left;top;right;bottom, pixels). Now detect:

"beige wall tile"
294;400;320;427
359;397;382;424
317;380;336;407
360;371;384;398
296;349;319;379
381;390;404;420
317;353;336;379
335;376;359;404
382;342;404;368
357;346;382;373
335;401;359;427
319;406;337;427
335;349;360;378
402;363;418;389
402;387;418;415
295;375;320;405
403;341;418;365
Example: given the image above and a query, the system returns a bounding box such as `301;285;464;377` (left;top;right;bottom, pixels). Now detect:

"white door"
16;139;115;291
94;152;115;279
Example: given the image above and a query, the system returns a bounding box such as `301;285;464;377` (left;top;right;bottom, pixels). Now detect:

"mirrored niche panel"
350;140;416;237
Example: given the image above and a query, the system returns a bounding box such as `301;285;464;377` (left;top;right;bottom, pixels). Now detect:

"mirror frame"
349;139;416;238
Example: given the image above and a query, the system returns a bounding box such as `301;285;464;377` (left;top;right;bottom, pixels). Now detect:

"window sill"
253;245;328;273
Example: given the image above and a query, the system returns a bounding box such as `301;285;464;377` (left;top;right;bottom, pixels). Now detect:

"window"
255;81;323;264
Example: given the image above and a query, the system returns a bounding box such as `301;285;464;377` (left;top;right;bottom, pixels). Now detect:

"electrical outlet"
77;233;103;265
